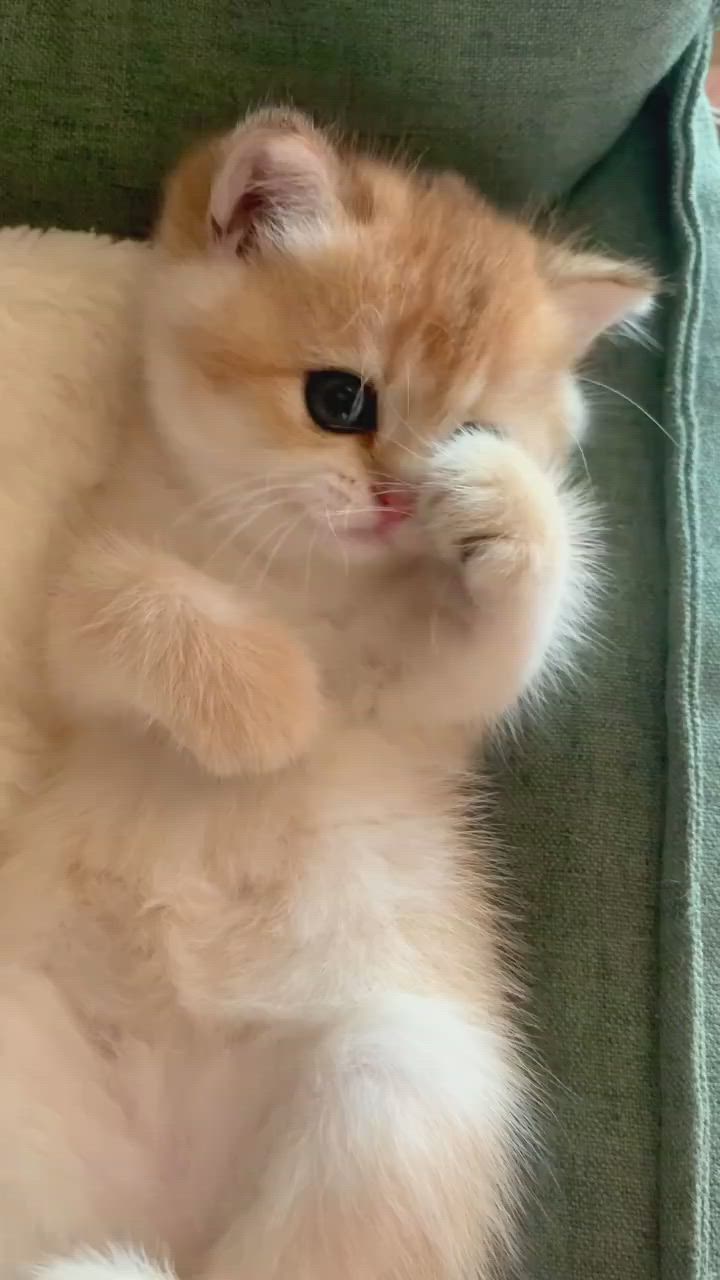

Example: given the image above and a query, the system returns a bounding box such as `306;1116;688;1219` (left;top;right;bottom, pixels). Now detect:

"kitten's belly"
7;718;472;1034
140;724;464;1019
14;722;465;1026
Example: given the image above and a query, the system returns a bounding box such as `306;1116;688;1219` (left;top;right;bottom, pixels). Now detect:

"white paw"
31;1248;174;1280
420;429;567;589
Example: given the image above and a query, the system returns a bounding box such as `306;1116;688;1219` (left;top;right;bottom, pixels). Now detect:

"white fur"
33;1250;173;1280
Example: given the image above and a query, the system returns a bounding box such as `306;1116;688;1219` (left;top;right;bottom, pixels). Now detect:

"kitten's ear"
545;246;657;358
208;109;339;257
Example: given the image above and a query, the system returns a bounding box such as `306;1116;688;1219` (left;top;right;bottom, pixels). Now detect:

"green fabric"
1;3;718;1279
0;1;707;233
501;93;672;1279
662;27;720;1280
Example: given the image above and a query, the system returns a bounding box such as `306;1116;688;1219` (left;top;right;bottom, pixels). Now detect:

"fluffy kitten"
0;109;653;1280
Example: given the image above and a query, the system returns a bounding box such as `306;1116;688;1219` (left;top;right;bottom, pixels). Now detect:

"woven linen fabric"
497;92;670;1278
660;25;720;1280
0;0;706;233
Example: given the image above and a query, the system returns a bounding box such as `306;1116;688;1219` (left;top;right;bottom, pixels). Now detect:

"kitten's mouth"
327;483;416;548
339;484;415;543
371;485;415;535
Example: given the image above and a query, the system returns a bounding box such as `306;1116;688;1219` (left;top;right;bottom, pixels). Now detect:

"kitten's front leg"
387;431;582;729
47;537;323;776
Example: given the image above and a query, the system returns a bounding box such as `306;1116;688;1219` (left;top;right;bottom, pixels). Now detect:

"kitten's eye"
305;370;378;434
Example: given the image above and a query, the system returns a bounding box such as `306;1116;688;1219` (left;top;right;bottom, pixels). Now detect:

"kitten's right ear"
156;110;340;260
208;109;340;257
542;243;657;358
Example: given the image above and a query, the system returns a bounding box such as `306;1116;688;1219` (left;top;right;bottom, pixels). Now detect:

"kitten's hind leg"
32;1250;174;1280
203;994;525;1280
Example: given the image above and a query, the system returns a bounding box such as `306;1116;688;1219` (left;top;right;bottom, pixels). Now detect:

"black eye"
305;370;378;434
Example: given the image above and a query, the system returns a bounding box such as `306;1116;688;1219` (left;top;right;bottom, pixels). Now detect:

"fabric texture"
662;25;720;1280
501;94;671;1280
0;1;708;234
0;3;717;1279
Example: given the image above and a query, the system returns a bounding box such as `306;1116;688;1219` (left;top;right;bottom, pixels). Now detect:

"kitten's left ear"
545;246;658;358
208;108;340;257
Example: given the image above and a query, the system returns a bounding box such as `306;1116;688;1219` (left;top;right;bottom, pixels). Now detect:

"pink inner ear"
558;277;654;355
210;182;269;255
209;131;334;256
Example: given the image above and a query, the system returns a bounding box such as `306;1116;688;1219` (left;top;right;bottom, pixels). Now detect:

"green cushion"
0;1;707;233
1;4;717;1279
502;99;671;1279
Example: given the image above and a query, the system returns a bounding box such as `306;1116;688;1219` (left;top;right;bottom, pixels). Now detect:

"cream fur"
0;114;655;1280
0;227;143;833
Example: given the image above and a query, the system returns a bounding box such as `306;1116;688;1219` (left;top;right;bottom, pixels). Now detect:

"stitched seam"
663;27;711;1280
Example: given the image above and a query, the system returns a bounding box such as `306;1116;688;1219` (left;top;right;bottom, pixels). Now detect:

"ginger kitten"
0;110;653;1280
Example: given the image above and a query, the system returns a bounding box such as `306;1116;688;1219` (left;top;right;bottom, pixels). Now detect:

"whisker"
204;482;316;530
371;483;415;494
205;494;293;529
178;471;309;506
254;510;309;587
324;505;349;577
388;438;427;466
171;476;309;533
236;515;300;578
204;497;297;568
579;376;678;447
574;440;592;485
390;400;431;456
303;526;319;598
332;506;389;517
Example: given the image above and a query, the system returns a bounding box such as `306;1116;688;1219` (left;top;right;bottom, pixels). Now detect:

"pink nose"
374;487;414;517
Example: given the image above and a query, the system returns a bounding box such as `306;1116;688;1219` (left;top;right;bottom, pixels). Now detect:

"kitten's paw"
168;617;324;778
420;430;567;593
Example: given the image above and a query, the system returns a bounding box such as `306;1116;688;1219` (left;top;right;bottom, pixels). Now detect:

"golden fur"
0;111;655;1279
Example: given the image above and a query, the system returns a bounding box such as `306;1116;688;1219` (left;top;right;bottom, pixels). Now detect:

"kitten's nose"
373;485;415;518
371;486;412;512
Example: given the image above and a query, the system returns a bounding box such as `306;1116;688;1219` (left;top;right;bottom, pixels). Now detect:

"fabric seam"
663;27;711;1280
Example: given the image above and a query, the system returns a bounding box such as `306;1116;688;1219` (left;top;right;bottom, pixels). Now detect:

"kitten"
0;109;653;1280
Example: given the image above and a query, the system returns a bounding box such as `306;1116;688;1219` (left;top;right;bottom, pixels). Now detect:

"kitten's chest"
258;579;408;710
308;615;400;709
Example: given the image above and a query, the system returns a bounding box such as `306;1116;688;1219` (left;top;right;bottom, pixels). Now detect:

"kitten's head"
145;108;654;564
